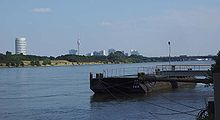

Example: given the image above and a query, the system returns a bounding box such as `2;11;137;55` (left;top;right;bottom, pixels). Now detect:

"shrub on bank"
212;51;220;73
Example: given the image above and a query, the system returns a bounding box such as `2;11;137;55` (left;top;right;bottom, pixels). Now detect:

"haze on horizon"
0;0;220;57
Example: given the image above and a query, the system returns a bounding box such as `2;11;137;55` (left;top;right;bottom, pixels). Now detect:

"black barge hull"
90;74;149;94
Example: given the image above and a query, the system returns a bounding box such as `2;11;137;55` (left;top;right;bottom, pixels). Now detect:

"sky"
0;0;220;57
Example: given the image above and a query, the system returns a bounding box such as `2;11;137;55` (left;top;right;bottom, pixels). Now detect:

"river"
0;61;214;120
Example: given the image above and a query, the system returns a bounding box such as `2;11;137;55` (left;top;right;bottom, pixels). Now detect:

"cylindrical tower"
15;37;27;55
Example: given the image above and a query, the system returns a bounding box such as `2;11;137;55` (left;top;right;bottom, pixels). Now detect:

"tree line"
0;51;217;67
0;51;53;67
0;51;164;67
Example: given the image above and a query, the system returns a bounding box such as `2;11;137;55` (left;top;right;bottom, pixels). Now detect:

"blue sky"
0;0;220;56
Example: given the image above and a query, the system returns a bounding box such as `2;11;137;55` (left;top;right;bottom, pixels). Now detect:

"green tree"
30;60;35;66
42;59;51;65
20;62;24;67
15;62;19;67
107;51;126;63
35;60;41;66
11;62;15;66
212;51;220;73
6;62;10;67
129;55;145;63
30;60;41;66
6;51;12;56
49;56;55;60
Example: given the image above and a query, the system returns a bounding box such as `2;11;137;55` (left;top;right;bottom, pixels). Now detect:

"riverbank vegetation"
0;51;216;67
0;51;54;67
211;51;220;73
0;51;164;67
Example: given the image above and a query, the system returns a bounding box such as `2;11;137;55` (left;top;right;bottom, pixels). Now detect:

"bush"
6;62;10;67
212;51;220;73
30;60;35;66
11;62;15;66
30;60;41;66
42;59;51;65
20;62;24;67
35;61;41;66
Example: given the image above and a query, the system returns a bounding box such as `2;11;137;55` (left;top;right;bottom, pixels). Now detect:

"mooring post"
89;72;93;90
137;73;141;78
207;97;214;116
90;72;93;79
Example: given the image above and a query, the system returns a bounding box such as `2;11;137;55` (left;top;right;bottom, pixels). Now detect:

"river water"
0;61;214;120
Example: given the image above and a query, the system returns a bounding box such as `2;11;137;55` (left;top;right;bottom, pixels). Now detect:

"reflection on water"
90;84;213;120
90;93;146;103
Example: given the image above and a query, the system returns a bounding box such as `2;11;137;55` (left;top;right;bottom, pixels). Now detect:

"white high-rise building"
15;37;27;55
100;50;107;56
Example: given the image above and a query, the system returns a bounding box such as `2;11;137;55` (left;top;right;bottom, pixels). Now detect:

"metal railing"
102;66;155;77
155;65;212;77
155;64;211;71
93;65;212;78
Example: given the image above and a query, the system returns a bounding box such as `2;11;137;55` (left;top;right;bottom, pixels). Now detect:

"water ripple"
0;93;75;100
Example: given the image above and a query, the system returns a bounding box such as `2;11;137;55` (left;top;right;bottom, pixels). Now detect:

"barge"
90;65;212;94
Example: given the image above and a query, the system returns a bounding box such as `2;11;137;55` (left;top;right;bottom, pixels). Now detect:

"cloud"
100;21;113;27
32;8;52;13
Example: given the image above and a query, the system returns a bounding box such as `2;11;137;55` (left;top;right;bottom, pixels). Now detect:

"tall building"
100;50;107;56
69;49;77;55
15;37;27;55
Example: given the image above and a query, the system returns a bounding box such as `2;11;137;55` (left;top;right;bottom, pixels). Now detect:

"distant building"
93;51;99;56
130;49;140;56
93;50;107;56
69;49;77;55
179;55;187;57
108;48;116;55
100;50;107;56
86;52;93;56
15;37;27;55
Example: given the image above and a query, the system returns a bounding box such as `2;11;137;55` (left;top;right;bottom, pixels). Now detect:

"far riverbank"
0;51;216;68
0;60;107;68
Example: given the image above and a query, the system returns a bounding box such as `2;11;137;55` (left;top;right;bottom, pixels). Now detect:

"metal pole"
77;33;80;56
78;44;79;55
168;41;171;65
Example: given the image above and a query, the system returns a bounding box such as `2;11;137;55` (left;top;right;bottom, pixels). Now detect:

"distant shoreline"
1;51;216;69
0;60;214;69
0;60;107;68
